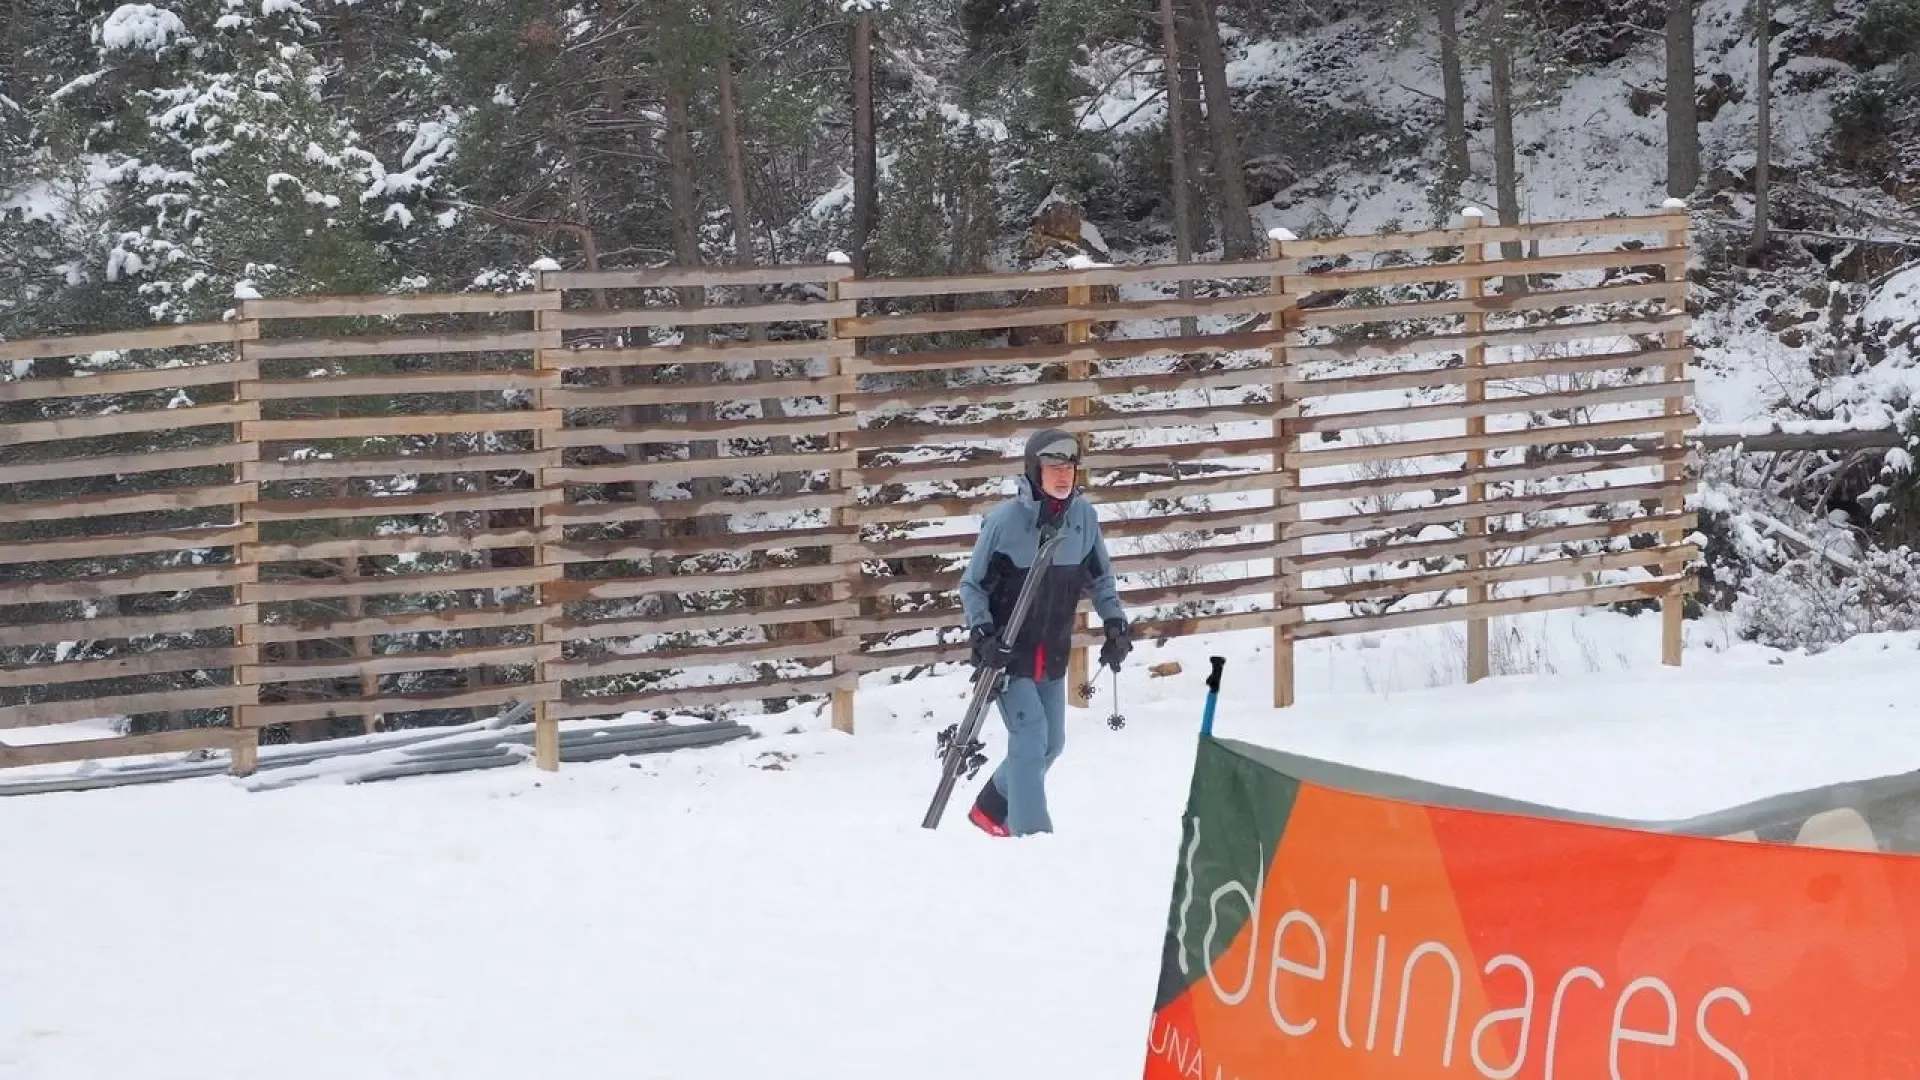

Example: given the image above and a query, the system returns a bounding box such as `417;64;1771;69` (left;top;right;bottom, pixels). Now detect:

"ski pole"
1200;656;1225;738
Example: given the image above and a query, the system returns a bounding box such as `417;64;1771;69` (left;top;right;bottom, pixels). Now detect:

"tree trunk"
1665;0;1699;200
1186;0;1255;258
1176;25;1214;255
850;10;879;277
709;0;799;498
1750;0;1772;256
663;73;725;537
1156;0;1198;335
1487;0;1525;289
1436;0;1470;213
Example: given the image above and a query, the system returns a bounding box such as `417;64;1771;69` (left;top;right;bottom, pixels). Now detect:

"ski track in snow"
8;610;1920;1079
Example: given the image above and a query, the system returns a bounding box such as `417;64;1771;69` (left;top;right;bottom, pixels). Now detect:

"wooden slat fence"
0;322;258;768
0;204;1700;776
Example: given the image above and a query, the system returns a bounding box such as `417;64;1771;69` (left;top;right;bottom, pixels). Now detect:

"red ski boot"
968;781;1010;836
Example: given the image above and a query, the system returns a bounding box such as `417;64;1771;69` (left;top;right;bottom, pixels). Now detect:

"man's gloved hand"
970;625;1013;670
1098;617;1132;670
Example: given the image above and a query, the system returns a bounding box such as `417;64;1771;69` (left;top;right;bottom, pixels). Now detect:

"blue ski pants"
988;675;1068;835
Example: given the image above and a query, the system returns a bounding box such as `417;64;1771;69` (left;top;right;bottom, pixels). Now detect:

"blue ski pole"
1200;656;1225;738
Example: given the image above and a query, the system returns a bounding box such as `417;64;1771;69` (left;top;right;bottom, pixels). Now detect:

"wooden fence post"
1659;199;1691;667
1067;282;1093;709
230;310;263;775
532;273;564;770
1461;208;1491;684
827;251;859;734
1269;229;1298;709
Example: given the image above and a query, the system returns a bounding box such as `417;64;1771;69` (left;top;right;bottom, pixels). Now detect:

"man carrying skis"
957;428;1132;837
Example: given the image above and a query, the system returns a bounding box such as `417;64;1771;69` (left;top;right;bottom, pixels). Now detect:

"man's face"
1039;460;1076;498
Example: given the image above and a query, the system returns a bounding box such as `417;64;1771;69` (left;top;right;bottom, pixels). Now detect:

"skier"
957;428;1132;837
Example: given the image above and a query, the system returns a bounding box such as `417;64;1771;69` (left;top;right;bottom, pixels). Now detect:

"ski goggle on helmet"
1034;435;1080;467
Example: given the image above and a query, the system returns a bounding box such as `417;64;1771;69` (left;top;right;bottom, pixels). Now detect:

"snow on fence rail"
0;205;1701;777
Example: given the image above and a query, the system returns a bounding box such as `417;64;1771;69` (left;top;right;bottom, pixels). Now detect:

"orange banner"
1144;737;1920;1080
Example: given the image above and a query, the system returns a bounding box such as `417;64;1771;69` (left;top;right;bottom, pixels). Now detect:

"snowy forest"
1;0;1912;328
3;0;1920;748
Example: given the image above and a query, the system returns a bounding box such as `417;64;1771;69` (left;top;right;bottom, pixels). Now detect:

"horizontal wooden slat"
246;329;554;361
1290;545;1694;607
846;606;1301;673
1284;314;1688;365
1279;211;1689;258
4;483;253;523
0;685;254;730
253;604;547;645
1289;480;1681;541
845;436;1277;488
848;399;1288;451
548;671;851;720
0;403;253;447
253;643;558;684
251;451;555;483
839;258;1301;300
0;322;247;365
1294;281;1676;329
548;489;844;526
253;529;542;562
1287;411;1696;470
1293;576;1695;640
249;370;557;400
851;364;1279;414
251;489;550;523
0;726;248;769
841;291;1278;339
245;565;556;604
546;299;856;332
0;444;256;486
1288;347;1690;400
0;359;255;403
548;635;855;680
541;263;854;290
547;374;852;409
843;467;1283;527
0;527;248;567
0;605;244;649
241;291;559;319
1299;244;1685;293
244;683;553;727
546;599;854;643
547;527;852;565
550;450;853;486
1283;445;1689;507
244;411;560;442
0;566;246;606
1289;512;1696;576
543;412;856;448
550;560;846;601
1294;378;1691;436
0;647;252;689
845;327;1289;375
544;336;855;370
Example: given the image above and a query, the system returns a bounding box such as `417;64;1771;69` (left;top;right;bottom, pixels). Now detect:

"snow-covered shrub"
1731;544;1920;652
1697;460;1920;652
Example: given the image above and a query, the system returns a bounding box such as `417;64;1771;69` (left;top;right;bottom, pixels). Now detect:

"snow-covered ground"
7;606;1920;1080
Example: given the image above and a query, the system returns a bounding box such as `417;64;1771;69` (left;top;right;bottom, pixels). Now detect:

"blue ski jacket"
958;476;1125;682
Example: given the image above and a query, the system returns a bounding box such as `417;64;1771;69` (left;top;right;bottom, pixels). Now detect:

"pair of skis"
921;526;1068;830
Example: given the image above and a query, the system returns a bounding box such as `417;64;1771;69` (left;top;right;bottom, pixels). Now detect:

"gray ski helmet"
1023;428;1081;497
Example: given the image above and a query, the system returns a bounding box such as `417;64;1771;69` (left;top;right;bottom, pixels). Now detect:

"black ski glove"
969;625;1013;670
1098;617;1132;670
